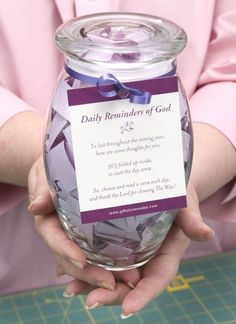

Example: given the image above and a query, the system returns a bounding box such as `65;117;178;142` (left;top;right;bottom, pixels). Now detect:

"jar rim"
55;12;187;64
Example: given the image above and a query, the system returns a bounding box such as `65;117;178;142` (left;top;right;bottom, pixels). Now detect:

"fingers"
60;268;140;300
176;210;214;241
120;226;189;316
84;226;189;317
28;192;54;215
85;283;131;309
64;280;101;297
60;265;140;298
63;279;88;297
175;184;214;241
61;227;188;318
84;227;189;316
29;160;116;291
28;157;54;215
57;256;116;291
62;273;138;306
35;213;87;268
36;213;116;290
114;269;141;289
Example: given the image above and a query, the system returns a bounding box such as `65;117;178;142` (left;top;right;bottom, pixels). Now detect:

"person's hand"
84;225;189;318
62;183;214;318
84;184;213;317
28;156;141;293
28;155;213;318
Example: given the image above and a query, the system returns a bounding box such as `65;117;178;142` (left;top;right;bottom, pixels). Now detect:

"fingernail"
28;195;43;211
205;229;214;240
56;271;65;278
63;291;76;298
126;281;135;289
121;313;134;319
209;228;215;237
200;227;214;241
56;266;65;278
97;281;114;291
70;259;84;270
85;302;103;309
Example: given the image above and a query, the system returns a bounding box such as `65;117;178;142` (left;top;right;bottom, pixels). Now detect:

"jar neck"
65;57;176;82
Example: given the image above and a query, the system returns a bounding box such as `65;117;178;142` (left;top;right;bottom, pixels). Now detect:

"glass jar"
44;13;193;270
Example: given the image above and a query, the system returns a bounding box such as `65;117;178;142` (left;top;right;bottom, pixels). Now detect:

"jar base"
86;255;154;271
59;213;161;270
69;228;158;270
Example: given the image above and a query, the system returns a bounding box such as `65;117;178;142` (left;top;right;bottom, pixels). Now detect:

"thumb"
28;156;55;215
175;184;214;241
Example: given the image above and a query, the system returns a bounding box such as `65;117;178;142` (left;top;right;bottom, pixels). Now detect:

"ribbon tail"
130;91;151;104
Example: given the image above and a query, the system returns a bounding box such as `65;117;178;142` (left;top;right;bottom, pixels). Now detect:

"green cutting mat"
1;251;236;324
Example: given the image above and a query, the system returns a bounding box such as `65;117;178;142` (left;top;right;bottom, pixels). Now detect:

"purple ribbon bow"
65;65;151;105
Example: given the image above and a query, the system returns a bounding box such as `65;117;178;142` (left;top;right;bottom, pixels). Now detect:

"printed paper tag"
68;77;186;224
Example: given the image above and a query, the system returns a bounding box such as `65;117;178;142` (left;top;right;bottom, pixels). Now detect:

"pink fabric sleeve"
190;1;236;211
0;85;36;128
0;184;27;216
190;0;236;148
0;86;37;216
190;81;236;148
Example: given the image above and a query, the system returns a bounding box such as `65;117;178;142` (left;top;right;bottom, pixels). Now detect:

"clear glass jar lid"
55;12;187;65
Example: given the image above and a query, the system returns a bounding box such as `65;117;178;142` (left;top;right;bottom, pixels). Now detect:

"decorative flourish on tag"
121;121;134;134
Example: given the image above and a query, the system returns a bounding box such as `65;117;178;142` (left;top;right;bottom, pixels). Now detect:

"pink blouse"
0;0;236;295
